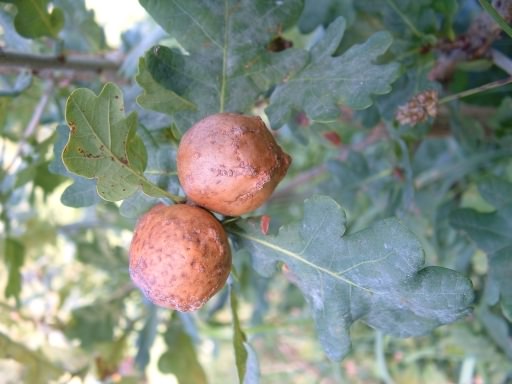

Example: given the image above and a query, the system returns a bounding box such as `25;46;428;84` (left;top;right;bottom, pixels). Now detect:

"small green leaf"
3;237;25;300
66;301;122;349
232;293;247;379
266;17;400;127
48;124;100;208
158;316;207;384
11;0;64;38
451;177;512;254
135;304;159;371
451;176;512;321
489;247;512;321
232;195;474;360
48;124;102;207
136;54;197;115
63;83;179;202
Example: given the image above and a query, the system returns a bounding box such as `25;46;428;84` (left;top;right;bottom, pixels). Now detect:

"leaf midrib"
29;0;57;33
231;229;376;293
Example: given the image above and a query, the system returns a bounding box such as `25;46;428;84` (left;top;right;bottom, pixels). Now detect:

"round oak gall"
129;203;232;312
177;113;291;216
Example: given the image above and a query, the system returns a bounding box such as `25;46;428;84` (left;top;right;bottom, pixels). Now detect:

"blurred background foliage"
1;0;512;383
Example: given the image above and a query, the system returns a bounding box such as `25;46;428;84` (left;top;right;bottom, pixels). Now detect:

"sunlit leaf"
232;195;474;360
135;304;158;371
11;0;64;38
48;124;101;207
63;83;179;202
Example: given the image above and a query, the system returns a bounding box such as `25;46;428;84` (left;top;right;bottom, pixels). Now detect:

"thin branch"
0;49;121;73
438;76;512;104
479;0;512;39
271;124;387;200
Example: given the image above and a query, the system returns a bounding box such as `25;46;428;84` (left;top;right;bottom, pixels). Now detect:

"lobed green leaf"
138;0;306;132
451;176;512;321
63;83;180;203
232;195;474;360
11;0;64;38
266;17;400;127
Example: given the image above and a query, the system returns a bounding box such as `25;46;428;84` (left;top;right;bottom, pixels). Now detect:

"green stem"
439;76;512;104
375;331;395;384
478;0;512;39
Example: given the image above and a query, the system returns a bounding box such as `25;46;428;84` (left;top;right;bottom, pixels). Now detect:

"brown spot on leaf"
267;36;293;52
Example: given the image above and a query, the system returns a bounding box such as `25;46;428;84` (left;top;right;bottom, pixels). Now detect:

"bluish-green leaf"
232;195;474;360
138;0;306;132
450;177;512;254
135;304;159;371
3;237;24;300
11;0;64;38
49;125;101;207
266;17;400;128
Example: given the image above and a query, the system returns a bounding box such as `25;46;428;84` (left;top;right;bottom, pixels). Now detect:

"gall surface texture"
129;203;232;311
177;113;291;216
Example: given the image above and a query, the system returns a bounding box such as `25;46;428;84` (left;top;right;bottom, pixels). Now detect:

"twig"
438;76;512;104
375;331;395;384
479;0;512;39
271;124;387;200
4;79;54;171
0;49;121;73
430;0;512;81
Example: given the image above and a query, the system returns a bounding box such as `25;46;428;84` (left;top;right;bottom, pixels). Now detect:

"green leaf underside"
138;0;306;131
266;17;400;127
12;0;64;38
63;83;175;202
232;195;474;360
